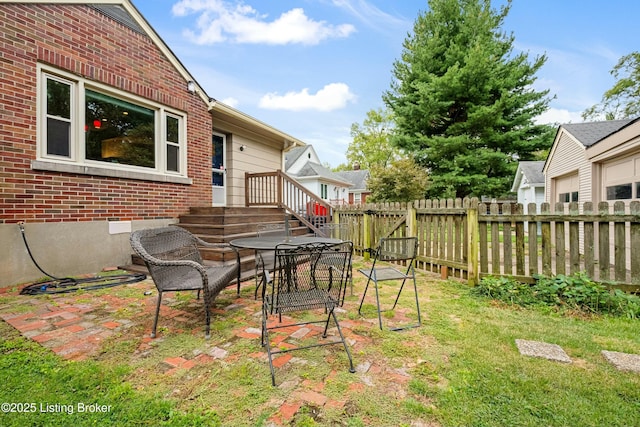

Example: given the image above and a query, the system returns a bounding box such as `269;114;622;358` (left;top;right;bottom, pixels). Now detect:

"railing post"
244;172;250;207
276;170;283;208
467;199;479;286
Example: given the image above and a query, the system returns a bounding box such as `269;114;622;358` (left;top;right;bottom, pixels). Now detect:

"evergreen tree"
384;0;553;199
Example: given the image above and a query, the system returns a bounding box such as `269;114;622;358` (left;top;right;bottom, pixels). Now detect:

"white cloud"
534;108;584;126
331;0;409;29
220;97;239;107
172;0;355;45
258;83;356;112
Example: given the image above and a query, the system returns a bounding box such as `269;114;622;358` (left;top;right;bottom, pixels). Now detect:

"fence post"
467;199;479;286
363;206;372;261
407;201;417;237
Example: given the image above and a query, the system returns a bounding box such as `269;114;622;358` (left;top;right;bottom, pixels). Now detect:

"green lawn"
1;265;639;427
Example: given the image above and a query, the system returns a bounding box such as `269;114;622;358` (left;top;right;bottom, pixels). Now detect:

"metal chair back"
262;241;355;385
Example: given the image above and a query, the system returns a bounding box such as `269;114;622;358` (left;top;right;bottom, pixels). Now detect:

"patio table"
229;236;341;251
230;236;345;298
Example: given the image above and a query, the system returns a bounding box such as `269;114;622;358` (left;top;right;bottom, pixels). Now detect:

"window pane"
167;144;179;172
606;184;632;200
212;171;223;186
85;90;155;168
166;116;179;143
46;118;70;157
571;192;578;202
212;135;223;169
47;78;70;119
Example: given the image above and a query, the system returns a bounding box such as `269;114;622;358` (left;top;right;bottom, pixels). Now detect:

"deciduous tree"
367;158;429;202
335;108;399;172
583;52;640;121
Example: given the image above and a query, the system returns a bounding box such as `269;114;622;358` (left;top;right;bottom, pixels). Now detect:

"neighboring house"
285;146;352;205
336;165;371;205
0;1;304;286
544;117;640;265
511;161;545;213
543;118;640;207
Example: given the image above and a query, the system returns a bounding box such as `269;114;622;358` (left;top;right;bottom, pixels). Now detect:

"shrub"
472;273;640;318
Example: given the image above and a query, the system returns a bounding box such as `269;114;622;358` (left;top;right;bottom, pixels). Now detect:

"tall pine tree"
384;0;553;199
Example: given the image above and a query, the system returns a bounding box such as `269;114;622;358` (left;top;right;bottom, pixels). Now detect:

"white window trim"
35;64;191;184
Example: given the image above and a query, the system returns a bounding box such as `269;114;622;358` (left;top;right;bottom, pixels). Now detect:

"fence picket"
334;198;639;289
613;201;626;282
598;201;610;281
583;202;595;277
631;201;640;284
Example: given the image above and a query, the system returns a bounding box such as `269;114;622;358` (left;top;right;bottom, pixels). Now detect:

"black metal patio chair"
316;223;353;298
130;226;240;339
262;241;355;386
357;237;421;331
254;223;290;299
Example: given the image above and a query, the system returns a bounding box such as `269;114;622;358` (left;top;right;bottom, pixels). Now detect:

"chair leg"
204;301;211;340
357;277;372;315
151;291;163;338
390;278;408;310
255;273;265;300
373;280;384;330
330;310;356;373
389;270;421;331
261;303;277;386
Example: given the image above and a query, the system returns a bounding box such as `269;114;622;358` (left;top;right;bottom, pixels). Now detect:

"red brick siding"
0;4;212;224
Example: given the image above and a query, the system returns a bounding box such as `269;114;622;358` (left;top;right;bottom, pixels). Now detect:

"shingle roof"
284;146;307;170
335;169;369;191
294;162;351;185
562;119;636;147
518;161;545;184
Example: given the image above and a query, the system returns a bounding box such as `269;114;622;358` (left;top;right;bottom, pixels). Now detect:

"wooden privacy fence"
334;198;640;289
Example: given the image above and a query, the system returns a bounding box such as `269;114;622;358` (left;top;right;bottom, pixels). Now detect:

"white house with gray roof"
285;146;352;205
511;161;545;212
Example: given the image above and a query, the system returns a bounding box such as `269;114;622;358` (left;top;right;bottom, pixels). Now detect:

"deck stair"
126;206;312;283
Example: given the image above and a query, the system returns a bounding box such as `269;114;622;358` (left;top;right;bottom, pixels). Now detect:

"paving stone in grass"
601;350;640;373
515;339;572;363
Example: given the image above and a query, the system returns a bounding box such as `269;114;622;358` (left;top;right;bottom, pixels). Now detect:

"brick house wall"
0;3;213;286
0;3;212;225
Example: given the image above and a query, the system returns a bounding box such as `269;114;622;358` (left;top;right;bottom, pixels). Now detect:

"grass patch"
1;266;640;426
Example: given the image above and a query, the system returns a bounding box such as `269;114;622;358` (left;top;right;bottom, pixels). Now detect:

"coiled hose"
17;222;146;295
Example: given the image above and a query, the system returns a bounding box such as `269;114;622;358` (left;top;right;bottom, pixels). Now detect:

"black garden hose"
17;222;146;295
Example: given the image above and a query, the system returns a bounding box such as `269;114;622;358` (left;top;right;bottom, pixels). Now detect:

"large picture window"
85;90;155;168
39;67;187;179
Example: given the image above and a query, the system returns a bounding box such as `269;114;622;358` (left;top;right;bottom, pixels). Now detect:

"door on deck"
212;133;226;206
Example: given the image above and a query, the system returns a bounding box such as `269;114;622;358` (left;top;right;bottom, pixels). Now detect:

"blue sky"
133;0;640;168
